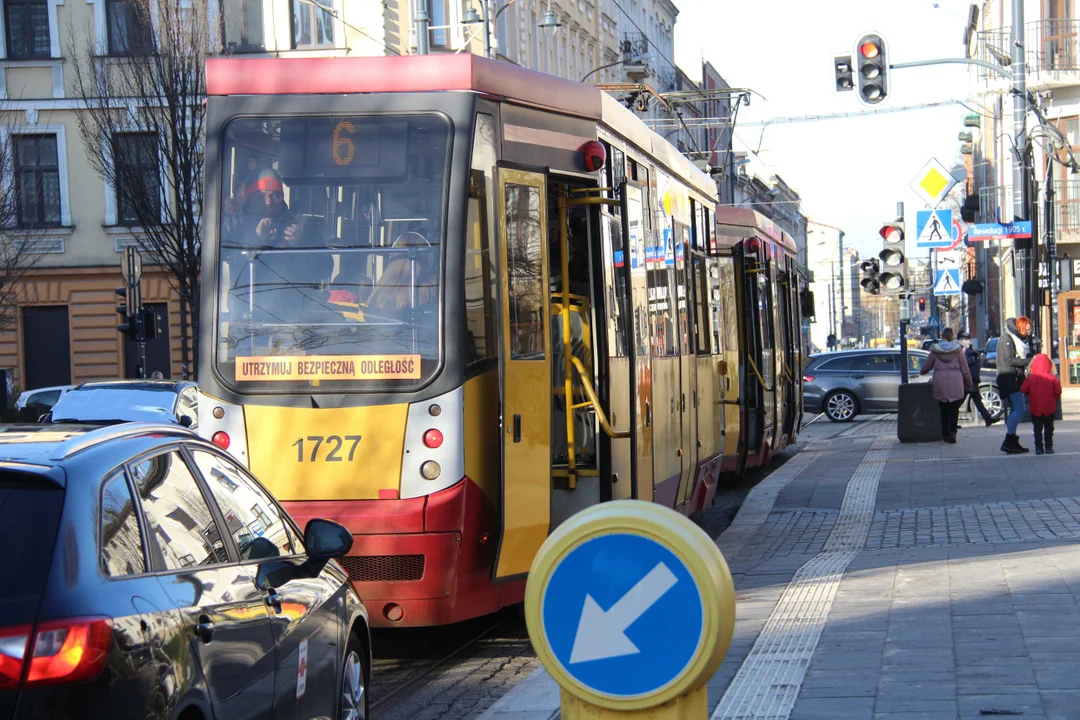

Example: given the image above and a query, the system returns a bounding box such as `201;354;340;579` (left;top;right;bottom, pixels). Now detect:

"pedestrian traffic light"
860;258;881;295
115;287;138;340
854;33;889;105
834;55;854;92
141;307;160;341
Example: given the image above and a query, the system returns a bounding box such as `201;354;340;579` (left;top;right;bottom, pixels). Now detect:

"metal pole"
1012;0;1028;319
1048;164;1058;358
414;0;430;55
481;0;491;58
838;230;845;345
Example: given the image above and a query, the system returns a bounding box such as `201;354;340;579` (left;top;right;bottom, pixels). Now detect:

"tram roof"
714;206;798;256
205;54;716;199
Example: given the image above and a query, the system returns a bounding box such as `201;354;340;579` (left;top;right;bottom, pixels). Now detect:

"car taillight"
0;618;112;689
0;624;31;689
422;428;444;449
803;375;815;383
212;431;231;450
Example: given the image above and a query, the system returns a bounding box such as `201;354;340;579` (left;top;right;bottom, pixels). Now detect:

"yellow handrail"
747;354;775;392
570;356;631;439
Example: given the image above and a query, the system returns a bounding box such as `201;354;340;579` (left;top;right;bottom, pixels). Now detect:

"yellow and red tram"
197;54;805;628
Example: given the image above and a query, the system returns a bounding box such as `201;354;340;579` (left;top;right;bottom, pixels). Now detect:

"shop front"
1058;291;1080;387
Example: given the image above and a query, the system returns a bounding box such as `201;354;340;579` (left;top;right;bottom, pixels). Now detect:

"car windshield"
214;114;450;393
49;387;176;423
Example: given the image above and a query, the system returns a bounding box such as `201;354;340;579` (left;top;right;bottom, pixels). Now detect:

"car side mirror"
304;518;353;561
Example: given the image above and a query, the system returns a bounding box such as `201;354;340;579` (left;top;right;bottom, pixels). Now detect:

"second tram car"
197;54;806;627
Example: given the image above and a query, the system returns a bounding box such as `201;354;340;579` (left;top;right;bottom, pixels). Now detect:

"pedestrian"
958;331;999;427
1020;353;1061;455
996;316;1033;454
919;327;972;444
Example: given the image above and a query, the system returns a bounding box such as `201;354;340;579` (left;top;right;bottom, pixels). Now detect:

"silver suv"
803;349;931;422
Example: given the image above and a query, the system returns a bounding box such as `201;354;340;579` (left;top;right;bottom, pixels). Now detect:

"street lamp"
539;6;561;35
461;3;490;58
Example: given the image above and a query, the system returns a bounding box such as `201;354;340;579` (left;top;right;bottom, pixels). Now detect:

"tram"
197;54;806;628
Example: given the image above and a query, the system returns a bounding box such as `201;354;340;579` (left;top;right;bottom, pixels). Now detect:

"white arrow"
569;562;678;664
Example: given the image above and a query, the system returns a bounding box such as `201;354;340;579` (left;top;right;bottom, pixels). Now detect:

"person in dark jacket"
958;331;998;427
996;316;1033;454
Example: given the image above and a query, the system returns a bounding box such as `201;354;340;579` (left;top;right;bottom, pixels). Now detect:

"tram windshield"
214;115;450;391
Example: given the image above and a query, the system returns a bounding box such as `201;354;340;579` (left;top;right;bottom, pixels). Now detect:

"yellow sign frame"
524;500;736;712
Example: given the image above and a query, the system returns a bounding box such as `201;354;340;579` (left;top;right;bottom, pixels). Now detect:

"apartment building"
968;0;1080;385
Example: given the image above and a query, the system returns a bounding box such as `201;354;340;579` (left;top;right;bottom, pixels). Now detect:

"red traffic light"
918;298;927;311
859;41;880;59
879;223;903;244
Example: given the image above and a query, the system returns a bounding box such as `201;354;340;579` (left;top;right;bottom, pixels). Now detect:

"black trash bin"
897;382;942;443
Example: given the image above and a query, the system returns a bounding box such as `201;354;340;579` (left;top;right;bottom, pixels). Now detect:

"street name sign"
915;208;955;248
525;501;735;714
966;221;1032;242
911;157;958;208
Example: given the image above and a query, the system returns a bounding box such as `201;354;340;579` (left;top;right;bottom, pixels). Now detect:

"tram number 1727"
292;435;363;463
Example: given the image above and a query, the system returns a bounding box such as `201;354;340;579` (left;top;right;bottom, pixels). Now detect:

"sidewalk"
480;390;1080;720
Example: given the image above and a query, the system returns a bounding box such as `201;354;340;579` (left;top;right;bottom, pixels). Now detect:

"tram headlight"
420;461;442;480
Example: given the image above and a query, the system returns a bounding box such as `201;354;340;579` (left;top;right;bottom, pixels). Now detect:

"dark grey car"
802;349;931;422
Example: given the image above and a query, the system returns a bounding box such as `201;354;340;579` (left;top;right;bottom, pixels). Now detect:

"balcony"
977;20;1080;89
621;32;649;81
978;185;1008;224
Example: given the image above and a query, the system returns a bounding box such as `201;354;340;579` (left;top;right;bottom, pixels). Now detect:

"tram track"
368;610;534;718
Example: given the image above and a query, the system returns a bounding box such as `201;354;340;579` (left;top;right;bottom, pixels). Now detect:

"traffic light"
834;55;854;92
115;287;138;340
918;297;926;312
860;258;881;295
878;218;907;294
854;33;889;105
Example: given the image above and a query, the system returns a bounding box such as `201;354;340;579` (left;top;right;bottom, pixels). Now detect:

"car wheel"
981;385;1003;420
825;391;858;423
339;632;368;720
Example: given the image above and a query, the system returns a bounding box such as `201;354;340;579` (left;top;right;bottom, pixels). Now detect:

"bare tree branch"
69;0;208;378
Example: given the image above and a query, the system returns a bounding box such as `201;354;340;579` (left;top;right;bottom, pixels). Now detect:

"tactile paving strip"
711;435;895;720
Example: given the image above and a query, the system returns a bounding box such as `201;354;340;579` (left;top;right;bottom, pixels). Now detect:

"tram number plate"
292;435;362;462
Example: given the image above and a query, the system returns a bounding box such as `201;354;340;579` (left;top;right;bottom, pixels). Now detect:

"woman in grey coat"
920;327;972;443
995;316;1033;454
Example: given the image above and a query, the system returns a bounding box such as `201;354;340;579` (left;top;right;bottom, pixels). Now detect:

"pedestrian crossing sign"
916;208;954;248
933;268;961;296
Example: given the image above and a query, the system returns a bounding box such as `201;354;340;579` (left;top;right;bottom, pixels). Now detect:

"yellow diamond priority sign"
910;157;958;208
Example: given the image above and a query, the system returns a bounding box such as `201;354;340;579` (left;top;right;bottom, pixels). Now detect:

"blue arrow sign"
967;221;1032;242
541;533;703;698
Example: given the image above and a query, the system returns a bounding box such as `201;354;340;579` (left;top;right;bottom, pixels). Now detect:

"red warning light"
860;42;880;59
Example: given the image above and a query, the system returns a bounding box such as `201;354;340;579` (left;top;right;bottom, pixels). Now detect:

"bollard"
524;500;736;718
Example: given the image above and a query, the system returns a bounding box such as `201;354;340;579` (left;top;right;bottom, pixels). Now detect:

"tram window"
718;258;738;358
693;254;711;356
465;115;498;368
603;213;628;357
504;184;546;360
214;114;450;391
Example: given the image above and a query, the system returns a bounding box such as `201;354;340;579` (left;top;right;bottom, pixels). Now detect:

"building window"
113;133;161;226
222;0;265;52
107;0;153;56
13;134;60;228
428;0;448;47
5;0;49;59
291;0;333;48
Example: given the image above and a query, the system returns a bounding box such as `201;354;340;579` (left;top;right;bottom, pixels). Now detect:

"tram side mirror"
799;290;815;320
717;360;729;376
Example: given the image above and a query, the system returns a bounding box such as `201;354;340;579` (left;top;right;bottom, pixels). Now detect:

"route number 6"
332;121;355;166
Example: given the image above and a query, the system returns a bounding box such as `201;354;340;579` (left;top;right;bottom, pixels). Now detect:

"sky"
671;0;977;261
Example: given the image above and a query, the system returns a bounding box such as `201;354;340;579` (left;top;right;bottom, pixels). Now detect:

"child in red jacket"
1020;353;1062;455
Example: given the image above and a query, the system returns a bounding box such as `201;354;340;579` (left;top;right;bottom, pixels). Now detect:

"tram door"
624;181;654;502
674;223;696;508
493;168;552;580
778;259;798;444
599;193;635;500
